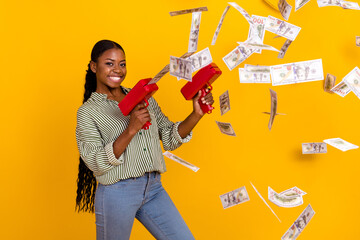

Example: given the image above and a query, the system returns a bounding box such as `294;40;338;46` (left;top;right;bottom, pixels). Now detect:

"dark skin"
90;48;214;158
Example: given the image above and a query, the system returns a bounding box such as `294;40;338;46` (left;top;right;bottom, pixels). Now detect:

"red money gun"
181;63;222;114
118;78;158;130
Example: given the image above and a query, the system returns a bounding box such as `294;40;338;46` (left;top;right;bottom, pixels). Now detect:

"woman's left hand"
192;89;214;117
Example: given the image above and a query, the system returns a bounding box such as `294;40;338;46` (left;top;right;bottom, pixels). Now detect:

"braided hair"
75;40;125;213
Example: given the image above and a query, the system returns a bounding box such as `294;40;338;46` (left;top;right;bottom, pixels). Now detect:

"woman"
75;40;213;240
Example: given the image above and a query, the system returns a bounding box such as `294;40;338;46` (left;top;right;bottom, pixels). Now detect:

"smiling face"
90;48;127;92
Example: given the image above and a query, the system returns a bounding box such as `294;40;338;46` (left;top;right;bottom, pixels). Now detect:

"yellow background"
1;0;359;239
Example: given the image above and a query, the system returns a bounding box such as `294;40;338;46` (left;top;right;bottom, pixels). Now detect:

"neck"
96;86;125;100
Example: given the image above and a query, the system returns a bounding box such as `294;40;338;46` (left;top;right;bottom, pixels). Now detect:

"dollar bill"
239;68;271;83
247;15;267;53
324;73;336;93
271;59;324;86
250;182;281;222
215;121;236;136
282;224;300;240
170;56;192;81
280;187;307;197
295;0;311;11
219;90;231;116
228;2;253;25
188;47;213;72
163;151;200;172
223;44;255;71
169;6;208;16
343;66;360;99
269;89;277;130
341;1;360;9
324;138;359;151
212;6;230;45
265;15;301;41
220;186;250;209
149;64;170;85
278;39;293;59
317;0;342;7
317;0;360;9
302;142;327;154
148;52;195;85
282;204;315;240
245;64;271;73
268;187;303;208
278;0;292;20
357;36;360;46
330;80;351;97
238;41;280;52
188;12;201;53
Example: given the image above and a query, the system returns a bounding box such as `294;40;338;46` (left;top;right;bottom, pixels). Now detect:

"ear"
90;61;97;74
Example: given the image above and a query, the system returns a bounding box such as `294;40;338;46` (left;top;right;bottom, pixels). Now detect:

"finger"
133;103;147;111
193;90;202;101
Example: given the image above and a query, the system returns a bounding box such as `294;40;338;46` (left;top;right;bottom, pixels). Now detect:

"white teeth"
109;77;121;81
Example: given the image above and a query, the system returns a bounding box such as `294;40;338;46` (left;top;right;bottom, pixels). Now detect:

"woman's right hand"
128;103;151;135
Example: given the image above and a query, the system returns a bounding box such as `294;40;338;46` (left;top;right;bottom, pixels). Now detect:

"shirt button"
139;132;142;135
143;148;146;151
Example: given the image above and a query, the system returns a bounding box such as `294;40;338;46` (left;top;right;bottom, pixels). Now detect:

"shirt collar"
90;86;130;102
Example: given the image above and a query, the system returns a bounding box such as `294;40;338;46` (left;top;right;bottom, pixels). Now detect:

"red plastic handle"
199;84;214;114
141;99;152;130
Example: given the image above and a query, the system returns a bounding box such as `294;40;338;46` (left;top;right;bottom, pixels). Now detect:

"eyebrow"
105;58;126;62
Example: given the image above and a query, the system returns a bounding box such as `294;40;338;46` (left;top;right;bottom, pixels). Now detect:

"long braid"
75;64;97;213
75;40;125;213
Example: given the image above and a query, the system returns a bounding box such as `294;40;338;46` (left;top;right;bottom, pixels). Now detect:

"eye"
120;63;126;67
106;62;113;66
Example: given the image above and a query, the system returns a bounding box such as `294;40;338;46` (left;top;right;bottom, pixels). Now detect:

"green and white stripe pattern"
76;89;192;185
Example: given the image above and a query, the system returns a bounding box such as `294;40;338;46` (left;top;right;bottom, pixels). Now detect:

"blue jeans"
95;172;195;240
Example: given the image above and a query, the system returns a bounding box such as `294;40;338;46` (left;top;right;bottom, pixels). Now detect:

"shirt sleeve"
149;98;192;151
75;106;124;176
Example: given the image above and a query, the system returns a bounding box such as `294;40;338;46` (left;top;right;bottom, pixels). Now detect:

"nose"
113;65;121;73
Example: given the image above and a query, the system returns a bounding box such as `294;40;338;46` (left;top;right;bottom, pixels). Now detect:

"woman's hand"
192;89;214;117
127;103;151;135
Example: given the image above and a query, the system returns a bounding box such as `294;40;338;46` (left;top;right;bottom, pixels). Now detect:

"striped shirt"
76;88;192;185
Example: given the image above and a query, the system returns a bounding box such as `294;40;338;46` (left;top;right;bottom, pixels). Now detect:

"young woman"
75;40;214;240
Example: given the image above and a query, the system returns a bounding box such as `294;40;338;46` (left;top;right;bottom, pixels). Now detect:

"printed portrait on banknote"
295;205;315;232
